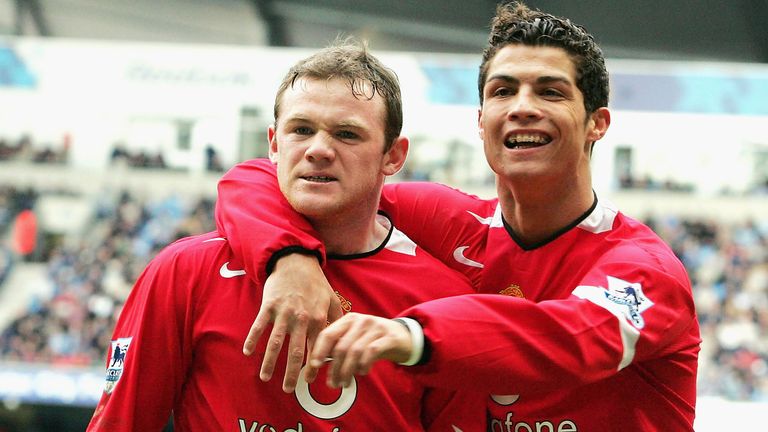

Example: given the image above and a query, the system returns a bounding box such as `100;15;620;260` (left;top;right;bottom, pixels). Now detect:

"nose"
507;89;542;122
304;133;335;163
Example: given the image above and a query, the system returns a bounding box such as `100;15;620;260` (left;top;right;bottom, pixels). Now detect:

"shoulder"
384;182;498;213
579;199;685;274
147;231;233;275
589;213;691;295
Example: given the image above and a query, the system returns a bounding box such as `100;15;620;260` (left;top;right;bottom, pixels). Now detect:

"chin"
291;198;342;220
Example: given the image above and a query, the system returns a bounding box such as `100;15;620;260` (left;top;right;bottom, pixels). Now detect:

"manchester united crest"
335;291;352;312
499;284;525;298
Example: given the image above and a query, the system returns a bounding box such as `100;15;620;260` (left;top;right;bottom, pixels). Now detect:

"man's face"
478;44;608;185
270;77;403;223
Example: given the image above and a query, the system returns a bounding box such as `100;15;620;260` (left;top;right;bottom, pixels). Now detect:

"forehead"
485;45;578;84
279;76;386;120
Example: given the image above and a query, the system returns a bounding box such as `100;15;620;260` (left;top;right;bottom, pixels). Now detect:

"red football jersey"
87;224;484;431
213;159;701;431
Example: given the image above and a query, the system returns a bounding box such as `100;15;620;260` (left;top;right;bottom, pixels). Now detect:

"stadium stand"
0;188;214;367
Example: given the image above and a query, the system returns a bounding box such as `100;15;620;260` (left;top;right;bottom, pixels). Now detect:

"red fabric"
87;230;484;431
212;159;700;431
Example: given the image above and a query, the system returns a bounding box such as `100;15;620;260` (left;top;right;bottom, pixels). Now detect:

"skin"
307;44;611;388
244;76;408;392
481;45;609;246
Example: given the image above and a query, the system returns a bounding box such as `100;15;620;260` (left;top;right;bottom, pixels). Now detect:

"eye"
542;88;565;99
294;126;313;135
493;87;514;97
336;130;360;140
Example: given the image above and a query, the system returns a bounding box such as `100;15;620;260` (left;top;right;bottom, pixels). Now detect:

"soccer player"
86;41;483;431
213;2;701;431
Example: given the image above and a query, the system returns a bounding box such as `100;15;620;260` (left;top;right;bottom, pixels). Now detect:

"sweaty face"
270;77;393;223
479;45;607;186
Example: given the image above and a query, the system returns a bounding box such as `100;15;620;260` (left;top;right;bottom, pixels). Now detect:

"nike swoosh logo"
202;237;226;243
219;262;246;278
453;246;484;268
452;426;463;432
467;210;493;225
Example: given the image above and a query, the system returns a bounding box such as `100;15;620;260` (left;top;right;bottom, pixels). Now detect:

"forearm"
215;159;325;283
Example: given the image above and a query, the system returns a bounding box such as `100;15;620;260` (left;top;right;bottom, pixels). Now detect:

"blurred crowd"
647;215;768;401
109;145;167;169
0;181;766;402
0;188;214;367
0;135;69;164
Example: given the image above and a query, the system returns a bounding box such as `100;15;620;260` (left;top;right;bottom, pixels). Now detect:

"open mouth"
504;133;552;149
301;176;336;183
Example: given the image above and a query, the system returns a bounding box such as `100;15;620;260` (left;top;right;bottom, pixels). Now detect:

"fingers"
308;313;391;388
303;321;322;384
328;328;380;388
243;310;271;356
260;313;289;382
309;316;351;370
327;293;344;323
281;312;309;393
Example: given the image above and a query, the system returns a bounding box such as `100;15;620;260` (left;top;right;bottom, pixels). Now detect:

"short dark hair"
478;1;609;114
274;38;403;151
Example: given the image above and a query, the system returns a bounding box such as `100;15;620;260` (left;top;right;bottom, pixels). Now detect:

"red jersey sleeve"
87;241;195;431
215;159;325;284
401;249;699;398
215;160;490;286
380;182;494;276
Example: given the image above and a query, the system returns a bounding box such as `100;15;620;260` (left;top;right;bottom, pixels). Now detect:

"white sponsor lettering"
294;363;357;419
238;419;340;432
490;395;578;431
490;412;578;432
491;394;520;405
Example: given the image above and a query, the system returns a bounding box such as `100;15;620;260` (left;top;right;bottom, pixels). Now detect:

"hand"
308;312;413;388
244;253;343;393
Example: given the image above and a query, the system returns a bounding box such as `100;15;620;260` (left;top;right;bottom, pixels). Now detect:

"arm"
311;257;697;396
379;182;492;272
399;260;698;395
215;159;341;392
215;162;485;388
87;247;191;431
218;162;486;283
307;313;485;431
215;158;325;284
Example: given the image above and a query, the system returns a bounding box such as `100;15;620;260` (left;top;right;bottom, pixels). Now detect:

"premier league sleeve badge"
104;337;132;394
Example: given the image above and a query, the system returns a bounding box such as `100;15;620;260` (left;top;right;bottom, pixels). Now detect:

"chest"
477;228;603;302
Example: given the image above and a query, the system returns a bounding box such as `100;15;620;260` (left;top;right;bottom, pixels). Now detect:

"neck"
311;199;389;256
496;171;594;246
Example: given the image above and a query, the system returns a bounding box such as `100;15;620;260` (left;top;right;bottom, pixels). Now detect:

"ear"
477;108;485;142
586;107;611;142
381;136;409;176
267;125;278;164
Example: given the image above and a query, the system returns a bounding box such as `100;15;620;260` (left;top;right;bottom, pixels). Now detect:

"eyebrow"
283;115;366;130
486;73;573;87
336;120;366;130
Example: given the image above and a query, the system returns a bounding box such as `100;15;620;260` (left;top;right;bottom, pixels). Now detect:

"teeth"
304;176;334;182
505;133;551;149
507;134;551;144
